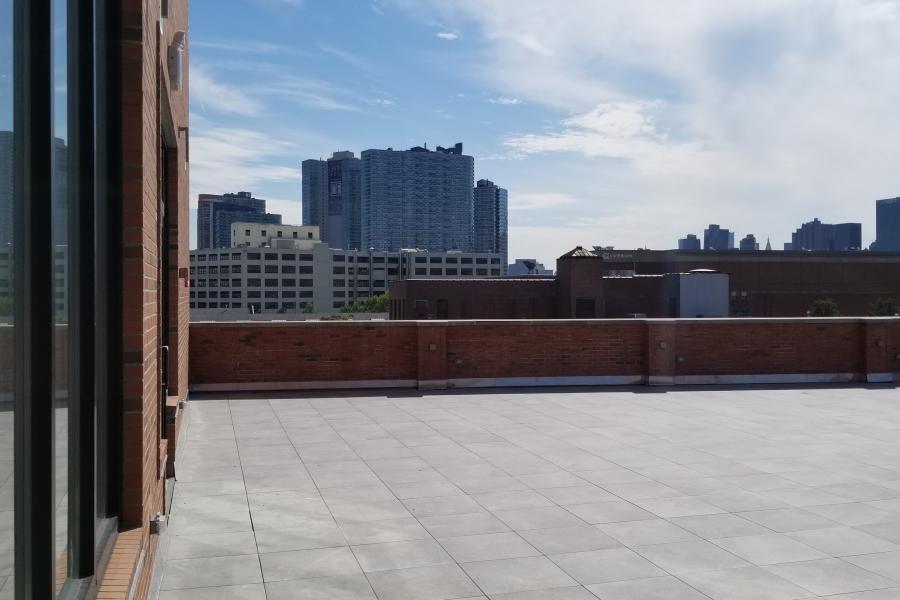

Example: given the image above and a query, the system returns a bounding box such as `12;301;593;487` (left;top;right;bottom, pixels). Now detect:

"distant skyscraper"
678;234;701;250
197;191;281;249
361;143;474;252
302;151;362;250
765;238;772;251
703;224;734;250
791;218;861;251
473;179;508;273
0;131;12;247
507;258;553;276
739;234;759;251
876;198;900;251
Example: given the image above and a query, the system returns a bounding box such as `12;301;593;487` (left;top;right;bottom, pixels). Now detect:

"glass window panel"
0;0;13;590
52;0;69;589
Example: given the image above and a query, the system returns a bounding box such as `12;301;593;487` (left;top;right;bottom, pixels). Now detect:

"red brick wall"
116;0;189;596
671;321;865;376
190;322;419;384
189;318;900;388
444;321;647;379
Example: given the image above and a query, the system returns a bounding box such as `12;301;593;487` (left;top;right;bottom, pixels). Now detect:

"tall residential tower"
876;198;900;250
361;143;474;252
197;191;282;249
301;151;362;250
791;218;861;251
703;224;735;250
473;179;508;273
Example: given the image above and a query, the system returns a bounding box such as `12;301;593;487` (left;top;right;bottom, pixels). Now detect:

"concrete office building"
231;222;318;248
473;179;509;273
361;143;474;252
197;191;282;249
678;234;701;250
189;227;503;315
703;224;734;250
739;234;759;251
876;197;900;250
301;151;362;250
791;218;862;251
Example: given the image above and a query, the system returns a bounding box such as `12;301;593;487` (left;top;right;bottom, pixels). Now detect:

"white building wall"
189;243;503;316
230;222;319;248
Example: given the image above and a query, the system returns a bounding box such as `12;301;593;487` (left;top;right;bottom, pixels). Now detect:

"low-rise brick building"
390;247;900;319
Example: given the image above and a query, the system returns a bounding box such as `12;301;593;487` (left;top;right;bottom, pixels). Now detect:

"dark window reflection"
52;0;69;590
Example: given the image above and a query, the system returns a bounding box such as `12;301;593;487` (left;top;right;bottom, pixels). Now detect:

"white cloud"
512;192;577;210
392;0;900;249
436;32;459;40
190;65;261;116
505;101;711;176
189;125;300;205
488;97;521;105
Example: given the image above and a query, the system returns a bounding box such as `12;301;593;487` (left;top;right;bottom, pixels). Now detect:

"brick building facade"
390;248;900;320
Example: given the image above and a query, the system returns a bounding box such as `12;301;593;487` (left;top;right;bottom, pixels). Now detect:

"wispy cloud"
191;65;261;116
318;43;374;72
256;75;361;111
192;39;306;55
488;96;521;105
436;32;459;40
190;125;300;203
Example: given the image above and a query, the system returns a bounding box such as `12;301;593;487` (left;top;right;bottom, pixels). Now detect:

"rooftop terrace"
155;385;900;600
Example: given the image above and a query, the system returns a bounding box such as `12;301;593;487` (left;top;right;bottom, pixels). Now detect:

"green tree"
809;298;840;317
339;292;389;314
870;297;900;316
302;302;314;314
0;295;11;317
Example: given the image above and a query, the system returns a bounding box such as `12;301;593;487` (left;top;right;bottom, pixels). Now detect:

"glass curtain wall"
11;0;119;597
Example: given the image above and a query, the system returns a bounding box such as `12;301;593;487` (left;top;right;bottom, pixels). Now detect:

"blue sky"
189;0;900;264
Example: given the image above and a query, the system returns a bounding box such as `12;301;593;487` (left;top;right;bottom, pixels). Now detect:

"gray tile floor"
154;386;900;600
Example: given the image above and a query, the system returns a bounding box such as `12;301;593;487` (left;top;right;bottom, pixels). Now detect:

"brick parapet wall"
189;318;900;389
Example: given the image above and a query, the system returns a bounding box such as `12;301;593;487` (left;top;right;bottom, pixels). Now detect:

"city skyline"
189;1;900;265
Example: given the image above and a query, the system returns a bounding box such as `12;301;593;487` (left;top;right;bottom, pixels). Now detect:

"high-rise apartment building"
791;218;861;251
473;179;508;273
678;234;701;250
361;143;474;252
739;234;759;251
301;151;362;250
197;191;282;249
876;198;900;250
704;224;734;250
